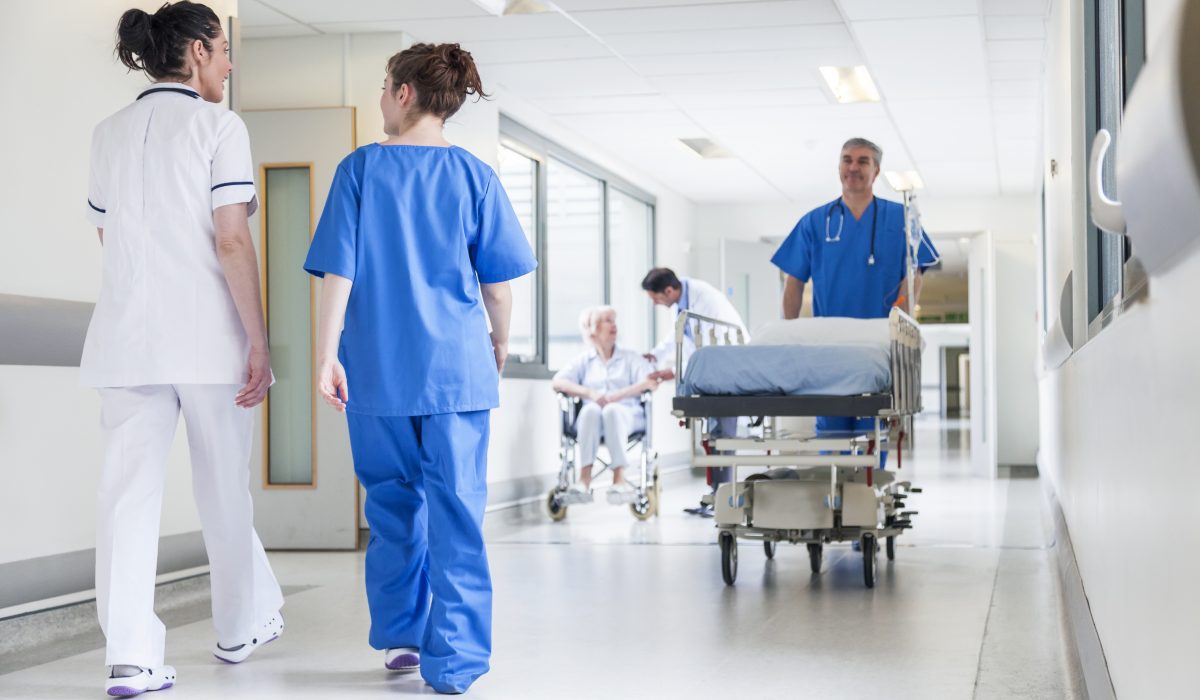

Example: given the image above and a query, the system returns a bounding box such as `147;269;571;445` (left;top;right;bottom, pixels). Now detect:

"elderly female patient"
552;306;660;504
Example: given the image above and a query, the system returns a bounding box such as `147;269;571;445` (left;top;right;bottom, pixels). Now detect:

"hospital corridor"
2;1;1197;699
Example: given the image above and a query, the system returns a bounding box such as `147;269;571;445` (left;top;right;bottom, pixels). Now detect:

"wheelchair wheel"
629;484;657;521
764;540;776;559
546;489;568;522
719;531;737;585
886;535;895;561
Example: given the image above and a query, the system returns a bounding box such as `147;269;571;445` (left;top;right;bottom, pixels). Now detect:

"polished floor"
3;418;1082;699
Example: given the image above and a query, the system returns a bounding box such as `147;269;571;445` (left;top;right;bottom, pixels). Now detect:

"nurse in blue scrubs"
303;43;536;695
771;137;939;457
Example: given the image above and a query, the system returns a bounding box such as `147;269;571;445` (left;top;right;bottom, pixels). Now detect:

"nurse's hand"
317;359;349;412
491;336;508;373
236;347;272;408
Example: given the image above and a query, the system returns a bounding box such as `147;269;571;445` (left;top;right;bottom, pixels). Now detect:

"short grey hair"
578;305;617;343
841;137;882;167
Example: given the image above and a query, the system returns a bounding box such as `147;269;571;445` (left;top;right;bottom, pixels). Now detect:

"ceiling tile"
465;36;611;64
989;60;1044;80
669;88;830;112
556;0;770;9
991;79;1041;97
528;94;679;115
984;16;1046;40
917;160;1000;195
625;47;863;77
572;0;842;35
485;58;657;97
238;0;296;26
888;98;995;161
603;24;854;56
259;0;490;24
342;13;584;44
650;70;820;93
853;16;990;100
986;39;1044;61
982;0;1049;16
839;0;977;21
240;23;320;38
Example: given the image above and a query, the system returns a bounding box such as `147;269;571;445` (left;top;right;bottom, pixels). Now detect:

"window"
498;116;657;376
607;189;654;352
546;158;604;369
1085;0;1146;326
496;145;538;362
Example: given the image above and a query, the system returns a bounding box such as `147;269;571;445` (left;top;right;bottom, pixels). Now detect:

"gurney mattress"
679;344;891;397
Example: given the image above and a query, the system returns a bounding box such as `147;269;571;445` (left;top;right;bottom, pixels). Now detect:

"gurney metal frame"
671;307;923;588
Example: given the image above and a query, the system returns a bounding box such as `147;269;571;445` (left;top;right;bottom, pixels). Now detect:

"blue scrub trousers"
347;410;492;694
815;416;889;469
707;416;738;489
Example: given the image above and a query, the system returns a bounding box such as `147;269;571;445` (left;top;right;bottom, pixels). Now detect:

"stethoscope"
824;197;878;266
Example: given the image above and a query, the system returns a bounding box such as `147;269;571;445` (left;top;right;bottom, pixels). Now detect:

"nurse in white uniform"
84;3;283;696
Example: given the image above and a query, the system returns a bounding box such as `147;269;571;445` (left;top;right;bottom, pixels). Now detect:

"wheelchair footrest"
559;490;595;506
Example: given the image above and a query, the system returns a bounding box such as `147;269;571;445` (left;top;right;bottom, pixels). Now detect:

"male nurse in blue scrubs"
771;137;939;454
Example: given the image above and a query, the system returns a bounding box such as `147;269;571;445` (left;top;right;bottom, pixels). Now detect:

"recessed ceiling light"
818;65;881;104
884;170;924;191
676;137;733;159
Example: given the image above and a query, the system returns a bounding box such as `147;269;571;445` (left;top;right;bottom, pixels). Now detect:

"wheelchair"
546;391;660;522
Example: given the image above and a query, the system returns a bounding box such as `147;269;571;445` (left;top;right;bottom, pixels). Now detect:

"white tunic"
82;84;259;387
648;276;750;368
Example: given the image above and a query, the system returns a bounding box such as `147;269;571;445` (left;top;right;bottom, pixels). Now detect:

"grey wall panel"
0;531;206;610
0;294;93;367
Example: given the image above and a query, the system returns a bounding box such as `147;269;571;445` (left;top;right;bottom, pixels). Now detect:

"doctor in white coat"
84;3;283;696
641;268;749;516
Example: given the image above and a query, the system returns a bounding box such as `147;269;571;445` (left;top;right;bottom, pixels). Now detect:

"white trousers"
96;384;283;667
576;402;644;470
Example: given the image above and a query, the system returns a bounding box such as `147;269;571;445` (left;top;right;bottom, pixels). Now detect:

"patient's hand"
593;390;610;407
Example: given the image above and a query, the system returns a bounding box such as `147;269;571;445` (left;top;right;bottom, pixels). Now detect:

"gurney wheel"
719;531;737;585
807;543;823;573
763;540;776;559
861;535;876;588
546;489;568;522
886;536;895;561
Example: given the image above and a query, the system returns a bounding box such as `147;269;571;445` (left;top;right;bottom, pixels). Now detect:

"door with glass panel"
243;107;358;549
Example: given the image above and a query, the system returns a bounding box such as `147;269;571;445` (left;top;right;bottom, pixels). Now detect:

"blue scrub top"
304;144;537;416
771;197;938;318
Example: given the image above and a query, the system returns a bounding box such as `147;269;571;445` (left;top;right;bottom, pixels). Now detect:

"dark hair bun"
116;9;155;72
114;2;221;81
386;43;490;120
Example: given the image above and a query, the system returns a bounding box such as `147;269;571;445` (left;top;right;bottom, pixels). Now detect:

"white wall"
238;32;697;490
1037;0;1200;696
918;324;970;415
0;0;238;569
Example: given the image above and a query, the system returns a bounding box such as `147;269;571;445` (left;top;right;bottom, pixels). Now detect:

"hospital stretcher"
671;308;923;588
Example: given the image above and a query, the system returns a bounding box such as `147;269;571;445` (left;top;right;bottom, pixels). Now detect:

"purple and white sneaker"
385;647;420;672
213;612;284;664
105;665;176;697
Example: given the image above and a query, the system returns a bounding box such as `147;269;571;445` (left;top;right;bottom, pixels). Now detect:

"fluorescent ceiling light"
677;137;733;159
818;65;881;104
471;0;552;16
884;170;925;191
